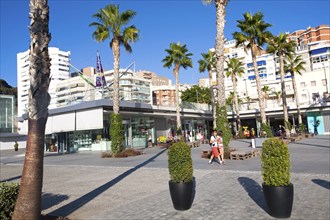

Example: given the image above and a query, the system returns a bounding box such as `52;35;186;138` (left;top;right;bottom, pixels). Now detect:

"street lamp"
322;63;328;94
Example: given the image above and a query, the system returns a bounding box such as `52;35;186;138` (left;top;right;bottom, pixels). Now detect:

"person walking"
217;131;225;164
209;130;223;164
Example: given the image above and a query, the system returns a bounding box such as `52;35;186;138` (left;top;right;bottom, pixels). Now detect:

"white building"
17;47;71;118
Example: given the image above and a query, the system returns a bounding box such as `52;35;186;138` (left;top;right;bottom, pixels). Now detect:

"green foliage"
176;127;182;135
110;113;124;155
168;142;193;183
284;120;292;131
261;138;291;186
0;182;19;220
298;123;306;134
180;85;211;104
215;104;232;159
238;127;244;139
260;123;274;138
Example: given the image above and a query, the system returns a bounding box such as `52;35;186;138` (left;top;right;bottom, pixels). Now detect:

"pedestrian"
217;131;225;164
209;130;223;164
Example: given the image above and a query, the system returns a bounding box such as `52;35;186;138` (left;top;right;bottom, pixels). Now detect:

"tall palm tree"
13;0;51;219
198;50;216;128
267;33;295;138
90;4;139;114
285;54;306;124
202;0;230;107
225;58;245;134
162;42;193;130
233;12;272;124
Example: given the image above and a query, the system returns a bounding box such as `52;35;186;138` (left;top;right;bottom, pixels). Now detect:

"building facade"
17;47;71;118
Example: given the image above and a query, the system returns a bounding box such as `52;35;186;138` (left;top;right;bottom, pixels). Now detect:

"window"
310;81;316;86
300;82;306;88
301;94;307;100
285;85;291;91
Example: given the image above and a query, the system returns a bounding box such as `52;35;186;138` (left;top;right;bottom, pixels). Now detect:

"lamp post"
322;63;328;94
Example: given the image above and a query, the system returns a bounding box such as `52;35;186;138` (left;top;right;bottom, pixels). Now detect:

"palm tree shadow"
42;193;69;210
238;177;269;214
47;148;167;217
312;179;330;190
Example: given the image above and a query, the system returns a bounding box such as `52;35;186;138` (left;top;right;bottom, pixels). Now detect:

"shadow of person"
238;177;269;214
312;179;330;190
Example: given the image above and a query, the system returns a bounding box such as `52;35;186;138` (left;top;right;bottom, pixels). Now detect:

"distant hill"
0;79;17;97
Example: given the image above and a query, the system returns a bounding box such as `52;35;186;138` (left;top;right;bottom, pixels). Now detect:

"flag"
96;50;107;87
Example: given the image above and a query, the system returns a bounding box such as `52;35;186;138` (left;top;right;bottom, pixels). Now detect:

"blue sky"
1;0;329;87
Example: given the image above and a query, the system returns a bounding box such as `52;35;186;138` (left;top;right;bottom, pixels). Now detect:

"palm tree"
202;0;230;107
246;96;252;110
162;42;193;130
267;33;296;138
274;91;282;105
285;54;306;124
233;12;272;124
261;85;271;108
198;50;216;128
90;4;139;114
225;58;245;134
13;0;51;219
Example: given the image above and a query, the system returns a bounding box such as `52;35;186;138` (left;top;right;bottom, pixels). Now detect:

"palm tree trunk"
112;38;120;114
13;1;51;219
252;49;267;124
291;73;302;124
209;70;216;129
215;0;228;107
174;65;181;129
279;54;290;138
232;76;241;133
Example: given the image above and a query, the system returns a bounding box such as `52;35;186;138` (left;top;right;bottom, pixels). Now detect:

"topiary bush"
168;142;193;183
110;113;124;155
0;182;20;220
261;138;291;187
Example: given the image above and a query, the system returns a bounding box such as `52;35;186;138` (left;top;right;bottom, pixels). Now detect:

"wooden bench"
230;149;260;160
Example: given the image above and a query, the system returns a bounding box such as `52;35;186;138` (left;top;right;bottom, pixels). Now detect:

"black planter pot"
169;179;195;211
262;183;294;218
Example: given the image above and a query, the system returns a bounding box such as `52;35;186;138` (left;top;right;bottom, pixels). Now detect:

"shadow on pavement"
47;148;168;217
0;175;21;182
238;177;268;214
42;193;70;210
290;142;329;149
312;179;330;190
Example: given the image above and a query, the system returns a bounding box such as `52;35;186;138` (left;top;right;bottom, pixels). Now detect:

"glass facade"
0;95;15;133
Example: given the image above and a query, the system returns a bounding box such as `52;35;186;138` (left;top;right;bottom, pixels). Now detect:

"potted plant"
261;138;293;218
168;141;195;210
157;136;168;148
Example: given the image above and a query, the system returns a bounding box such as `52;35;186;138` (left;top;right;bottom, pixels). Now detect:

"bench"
187;140;201;148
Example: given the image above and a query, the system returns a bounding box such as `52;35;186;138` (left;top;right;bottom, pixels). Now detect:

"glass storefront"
131;116;155;148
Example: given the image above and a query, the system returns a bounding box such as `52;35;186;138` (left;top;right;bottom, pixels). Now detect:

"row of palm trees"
13;1;306;218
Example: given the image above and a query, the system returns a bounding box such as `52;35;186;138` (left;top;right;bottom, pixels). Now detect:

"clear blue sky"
1;0;329;87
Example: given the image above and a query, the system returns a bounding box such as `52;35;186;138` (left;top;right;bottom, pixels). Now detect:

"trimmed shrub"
168;142;193;183
261;138;291;186
261;123;274;138
110;113;124;155
215;104;232;159
0;182;19;220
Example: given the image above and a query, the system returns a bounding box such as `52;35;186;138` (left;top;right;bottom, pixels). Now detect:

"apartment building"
17;47;71;118
288;24;330;45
